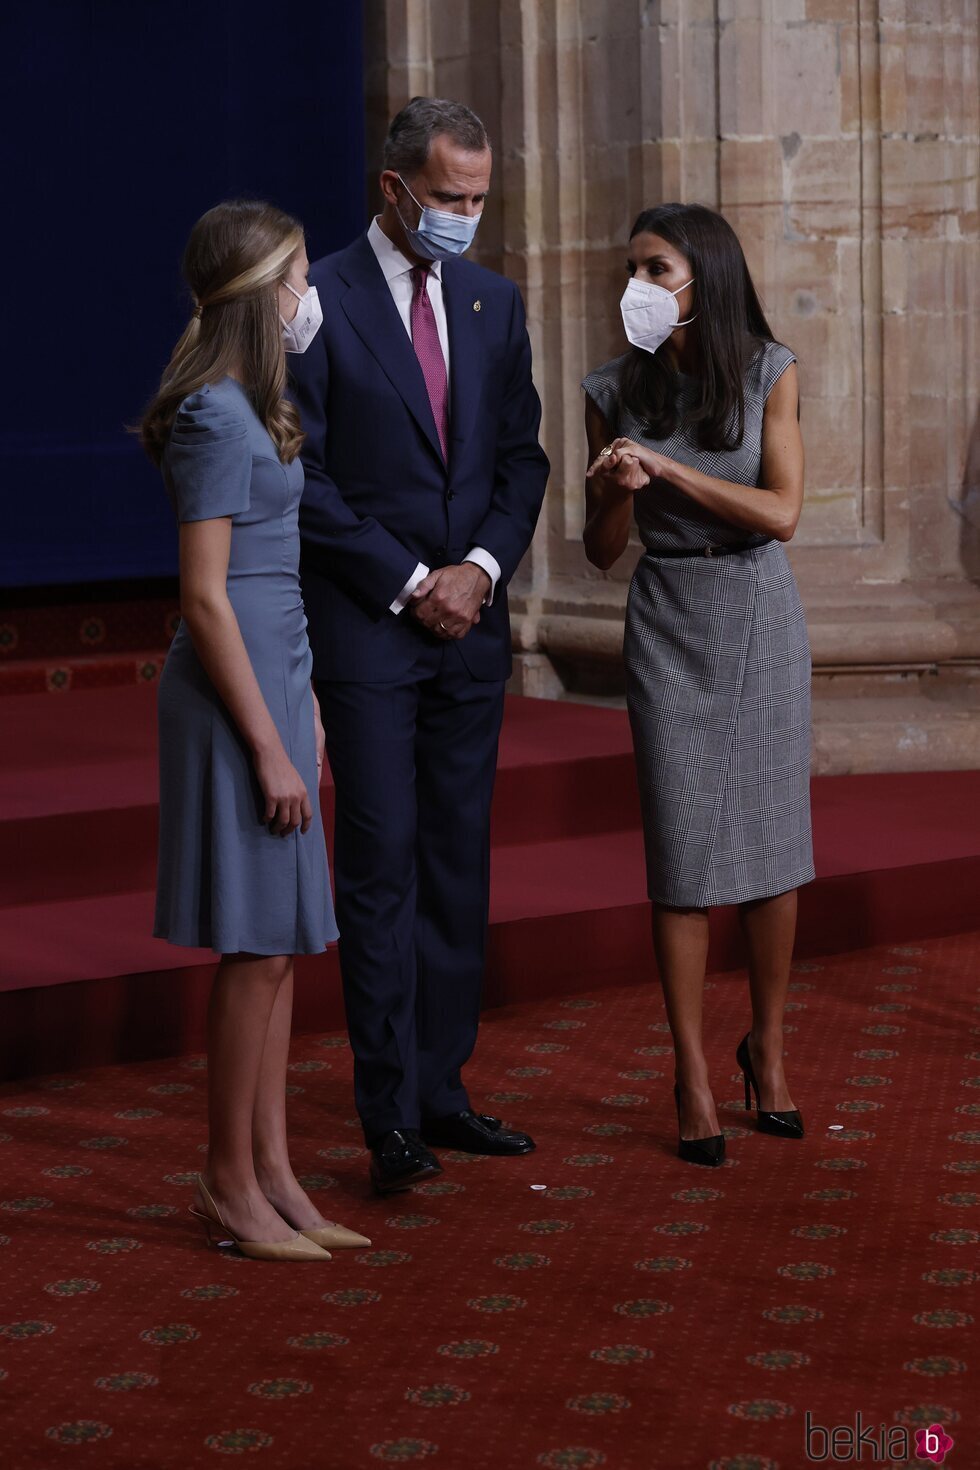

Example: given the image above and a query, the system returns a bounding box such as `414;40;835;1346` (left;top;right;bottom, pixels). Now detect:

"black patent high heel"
673;1084;725;1168
736;1034;804;1139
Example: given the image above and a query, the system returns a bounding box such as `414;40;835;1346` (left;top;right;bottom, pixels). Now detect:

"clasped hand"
586;437;670;493
410;562;491;640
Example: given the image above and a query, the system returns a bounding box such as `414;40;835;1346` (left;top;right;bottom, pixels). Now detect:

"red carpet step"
0;585;178;695
0;929;977;1469
2;685;979;1079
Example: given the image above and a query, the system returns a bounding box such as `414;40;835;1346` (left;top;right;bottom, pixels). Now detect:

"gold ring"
439;621;448;632
599;446;613;457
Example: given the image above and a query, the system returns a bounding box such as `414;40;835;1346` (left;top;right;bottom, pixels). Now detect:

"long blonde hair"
141;199;306;465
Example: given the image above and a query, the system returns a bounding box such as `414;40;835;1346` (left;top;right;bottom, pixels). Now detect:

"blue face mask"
396;176;482;261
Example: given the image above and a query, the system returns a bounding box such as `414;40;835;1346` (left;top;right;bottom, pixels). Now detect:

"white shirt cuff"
463;547;501;607
390;561;430;615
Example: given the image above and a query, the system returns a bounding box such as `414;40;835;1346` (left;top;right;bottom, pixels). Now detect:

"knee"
224;952;293;986
653;903;708;919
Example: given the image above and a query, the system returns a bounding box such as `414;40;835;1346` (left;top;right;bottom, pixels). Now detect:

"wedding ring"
439;621;448;631
599;445;613;457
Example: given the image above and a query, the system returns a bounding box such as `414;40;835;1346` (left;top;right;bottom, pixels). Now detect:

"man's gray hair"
383;96;490;176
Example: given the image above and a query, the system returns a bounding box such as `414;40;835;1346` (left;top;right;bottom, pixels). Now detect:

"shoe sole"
370;1162;443;1196
421;1137;537;1155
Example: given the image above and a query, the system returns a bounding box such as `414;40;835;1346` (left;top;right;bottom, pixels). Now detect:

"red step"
0;686;640;905
2;683;979;1080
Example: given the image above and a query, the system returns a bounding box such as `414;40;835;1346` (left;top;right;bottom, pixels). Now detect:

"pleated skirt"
624;540;815;907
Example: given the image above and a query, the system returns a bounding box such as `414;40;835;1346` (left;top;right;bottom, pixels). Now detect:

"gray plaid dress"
583;340;814;907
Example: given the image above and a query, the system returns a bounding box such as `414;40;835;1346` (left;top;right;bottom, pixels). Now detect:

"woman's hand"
586;443;651;494
312;693;326;786
254;743;313;837
606;437;673;483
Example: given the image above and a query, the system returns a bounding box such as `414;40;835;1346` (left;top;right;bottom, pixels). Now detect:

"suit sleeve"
290;325;419;621
467;283;550;586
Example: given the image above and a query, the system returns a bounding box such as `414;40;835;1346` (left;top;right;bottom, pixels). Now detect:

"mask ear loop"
395;175;428;237
672;278;696;328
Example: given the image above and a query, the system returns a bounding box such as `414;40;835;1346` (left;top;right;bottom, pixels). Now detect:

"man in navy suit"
290;98;550;1193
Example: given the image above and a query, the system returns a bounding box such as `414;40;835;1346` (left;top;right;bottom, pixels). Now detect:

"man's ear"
379;170;400;207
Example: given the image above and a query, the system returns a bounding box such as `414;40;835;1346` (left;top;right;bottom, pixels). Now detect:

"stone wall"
364;0;980;769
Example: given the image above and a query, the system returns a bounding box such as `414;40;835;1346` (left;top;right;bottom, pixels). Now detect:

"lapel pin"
473;300;481;312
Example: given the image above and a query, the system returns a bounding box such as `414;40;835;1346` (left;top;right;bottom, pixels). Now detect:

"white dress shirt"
366;217;501;615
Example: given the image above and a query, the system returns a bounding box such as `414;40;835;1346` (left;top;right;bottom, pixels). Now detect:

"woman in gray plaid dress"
583;204;813;1166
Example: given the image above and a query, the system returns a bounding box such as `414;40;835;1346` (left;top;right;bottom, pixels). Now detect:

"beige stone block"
906;240;952;315
957;32;979;134
380;0;423;68
717;0;805;23
785;139;862;238
579;45;642;150
428;0;477;62
766;238;847;317
838;21;862;136
674;0;727;22
724;202;788;278
782;311;863;400
719;138;784;209
772;20;844;138
507;653;565;700
908;422;948;488
908;316;962;399
583;145;643;246
878;24;909;136
880;238;909;315
904;28;950;137
795;488;863;546
577;0;642;44
802;394;865;492
906;0;954;26
654;140;685;203
805;0;856;19
717;15;769;136
678;142;722;208
880;139;975;240
676;24;723;142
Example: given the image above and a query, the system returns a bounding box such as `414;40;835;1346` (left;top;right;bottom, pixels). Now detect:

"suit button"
435;546;446;558
447;490;456;501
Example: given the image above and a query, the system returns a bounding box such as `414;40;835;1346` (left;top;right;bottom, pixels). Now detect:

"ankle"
252;1159;297;1192
749;1028;784;1060
203;1163;260;1199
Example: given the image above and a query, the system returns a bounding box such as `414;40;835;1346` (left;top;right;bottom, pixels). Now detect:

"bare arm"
582;396;648;570
178;518;312;836
604;364;805;543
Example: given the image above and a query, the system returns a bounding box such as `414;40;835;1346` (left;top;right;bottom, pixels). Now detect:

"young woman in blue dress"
141;201;369;1259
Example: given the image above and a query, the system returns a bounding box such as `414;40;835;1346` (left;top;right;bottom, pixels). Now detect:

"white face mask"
280;281;323;354
620;275;696;355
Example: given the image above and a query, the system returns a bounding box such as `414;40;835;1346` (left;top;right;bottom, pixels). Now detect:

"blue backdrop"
1;0;366;587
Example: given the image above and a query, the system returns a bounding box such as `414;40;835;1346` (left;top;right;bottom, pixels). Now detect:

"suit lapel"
442;263;484;462
338;236;444;466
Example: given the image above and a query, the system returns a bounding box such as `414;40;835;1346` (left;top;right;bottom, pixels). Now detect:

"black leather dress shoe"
421;1110;536;1156
368;1130;443;1195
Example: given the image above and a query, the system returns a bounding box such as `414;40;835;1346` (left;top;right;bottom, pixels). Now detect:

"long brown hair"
620;203;780;453
140;199;306;465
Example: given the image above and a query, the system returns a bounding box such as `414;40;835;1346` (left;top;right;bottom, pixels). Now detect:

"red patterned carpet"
1;930;978;1470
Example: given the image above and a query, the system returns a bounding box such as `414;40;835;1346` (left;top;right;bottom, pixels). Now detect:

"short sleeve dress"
582;341;815;908
154;378;338;955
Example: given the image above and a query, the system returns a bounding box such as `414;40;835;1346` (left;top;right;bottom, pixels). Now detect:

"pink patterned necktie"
410;265;449;460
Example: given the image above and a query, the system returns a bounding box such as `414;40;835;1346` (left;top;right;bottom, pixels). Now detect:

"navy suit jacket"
289;232;550;682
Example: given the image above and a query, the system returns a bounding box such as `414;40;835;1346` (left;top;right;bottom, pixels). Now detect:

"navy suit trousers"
317;640;505;1142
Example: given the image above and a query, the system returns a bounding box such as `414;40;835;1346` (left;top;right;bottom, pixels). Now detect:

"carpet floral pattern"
0;931;977;1469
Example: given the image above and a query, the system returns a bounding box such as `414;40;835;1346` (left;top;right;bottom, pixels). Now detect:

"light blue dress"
154;378;338;955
